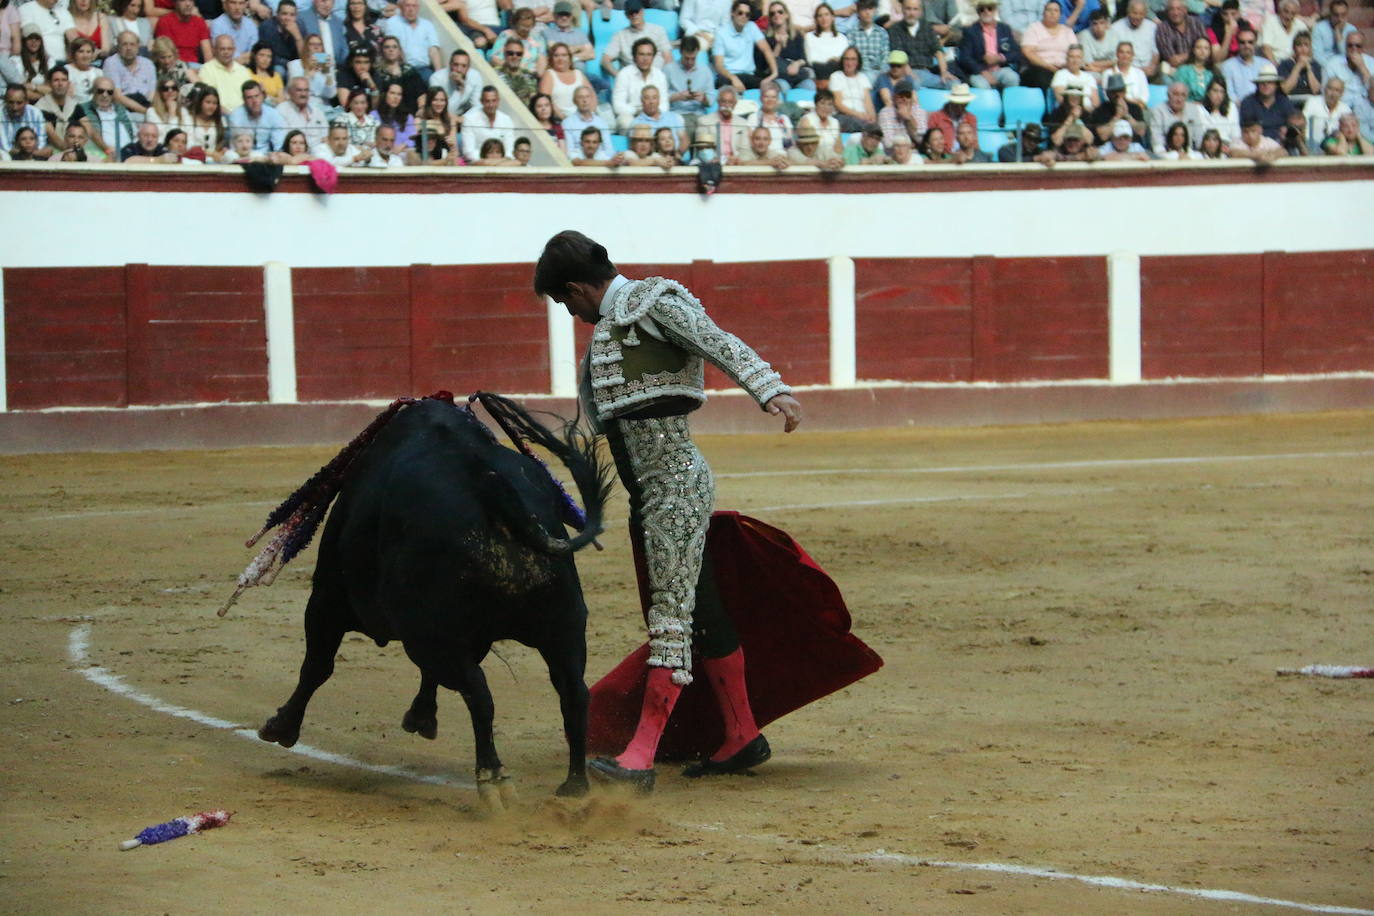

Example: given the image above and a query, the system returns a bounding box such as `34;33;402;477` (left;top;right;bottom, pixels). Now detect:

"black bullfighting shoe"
682;734;771;778
587;757;656;793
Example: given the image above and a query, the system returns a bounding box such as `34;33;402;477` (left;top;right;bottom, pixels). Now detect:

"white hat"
1112;119;1133;137
1254;62;1280;82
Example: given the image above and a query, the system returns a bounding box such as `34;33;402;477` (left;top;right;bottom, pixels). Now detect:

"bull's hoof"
401;708;438;740
258;715;300;748
555;775;590;798
476;768;512;813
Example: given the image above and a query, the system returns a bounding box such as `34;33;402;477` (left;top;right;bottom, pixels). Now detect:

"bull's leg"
453;660;512;811
540;645;589;798
401;674;439;740
259;590;346;748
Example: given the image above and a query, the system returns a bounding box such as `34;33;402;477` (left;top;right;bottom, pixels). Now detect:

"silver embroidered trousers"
614;415;715;686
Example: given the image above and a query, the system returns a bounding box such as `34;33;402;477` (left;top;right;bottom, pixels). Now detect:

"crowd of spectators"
1;0;1370;167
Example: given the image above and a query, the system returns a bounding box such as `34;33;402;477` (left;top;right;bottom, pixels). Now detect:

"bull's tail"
472;391;614;555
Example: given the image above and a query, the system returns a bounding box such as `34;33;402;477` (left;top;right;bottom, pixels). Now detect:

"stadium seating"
918;88;948;112
643;8;679;39
1147;83;1168;109
742;88;761;102
786;87;816;106
977;128;1008;154
611;134;629;152
590;9;628;44
1001;86;1045;128
968;87;1002;127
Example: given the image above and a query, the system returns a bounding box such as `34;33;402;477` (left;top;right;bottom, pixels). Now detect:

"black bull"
255;396;612;802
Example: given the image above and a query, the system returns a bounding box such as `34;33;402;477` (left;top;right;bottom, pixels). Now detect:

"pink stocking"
615;667;682;770
702;648;761;761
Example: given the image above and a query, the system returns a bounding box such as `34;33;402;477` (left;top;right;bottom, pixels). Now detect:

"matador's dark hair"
533;230;617;298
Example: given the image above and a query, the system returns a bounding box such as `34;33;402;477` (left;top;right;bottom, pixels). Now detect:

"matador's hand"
766;394;802;433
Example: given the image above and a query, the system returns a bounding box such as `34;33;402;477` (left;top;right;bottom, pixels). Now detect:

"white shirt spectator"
828;69;872;115
612;64;668;126
1051;68;1100;107
383;14;439;70
746;107;793;152
797;109;841;154
461;107;515;160
366;149;405;166
429;69;482;118
465;0;500;27
66;64;103;104
1260;14;1307;64
1303;94;1351;142
311;139;362;165
21;1;76;64
604;23;672;70
1101;64;1149;106
1148;99;1198;152
277;96;331;145
804;31;850;66
1188;102;1241;146
1107;16;1157;69
680;0;732;40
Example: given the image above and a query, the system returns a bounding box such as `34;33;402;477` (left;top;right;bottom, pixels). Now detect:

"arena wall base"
2;376;1370;455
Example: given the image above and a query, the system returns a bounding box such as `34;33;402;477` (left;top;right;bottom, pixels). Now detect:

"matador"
534;230;803;792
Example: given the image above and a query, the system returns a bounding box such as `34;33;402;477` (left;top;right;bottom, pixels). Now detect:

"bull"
241;393;612;804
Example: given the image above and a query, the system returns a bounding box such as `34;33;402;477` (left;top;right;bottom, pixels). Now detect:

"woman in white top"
185;85;225;154
538;42;589;121
1158;121;1203;159
340;87;380;147
803;3;850;82
1189;76;1240;148
65;39;103;104
287;34;339;107
107;0;153;51
145;76;194;140
828;45;877;131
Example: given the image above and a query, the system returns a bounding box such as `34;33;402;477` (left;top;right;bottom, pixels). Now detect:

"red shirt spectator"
154;0;212;63
925;85;978;149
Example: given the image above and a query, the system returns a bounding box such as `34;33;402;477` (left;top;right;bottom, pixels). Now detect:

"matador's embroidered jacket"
582;276;792;425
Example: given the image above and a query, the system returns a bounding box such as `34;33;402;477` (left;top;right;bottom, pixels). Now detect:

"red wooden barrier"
856;256;1109;382
1261;250;1374;375
293;266;411;401
1141;254;1264;379
5;267;127;409
855;257;973;382
419;262;551;396
124;265;266;404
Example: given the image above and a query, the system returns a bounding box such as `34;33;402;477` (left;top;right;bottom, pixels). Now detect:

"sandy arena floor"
1;410;1372;915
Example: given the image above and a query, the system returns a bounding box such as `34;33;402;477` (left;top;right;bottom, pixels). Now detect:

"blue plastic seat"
610;133;629;152
785;87;815;106
1147;83;1168;109
918;88;948;112
583;52;603;82
968;87;1002;126
590;9;628;44
643;8;679;39
977;127;1008;154
742;87;761;102
1001;86;1045;128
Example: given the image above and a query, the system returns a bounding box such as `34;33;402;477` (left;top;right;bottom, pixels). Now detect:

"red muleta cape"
586;511;884;760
